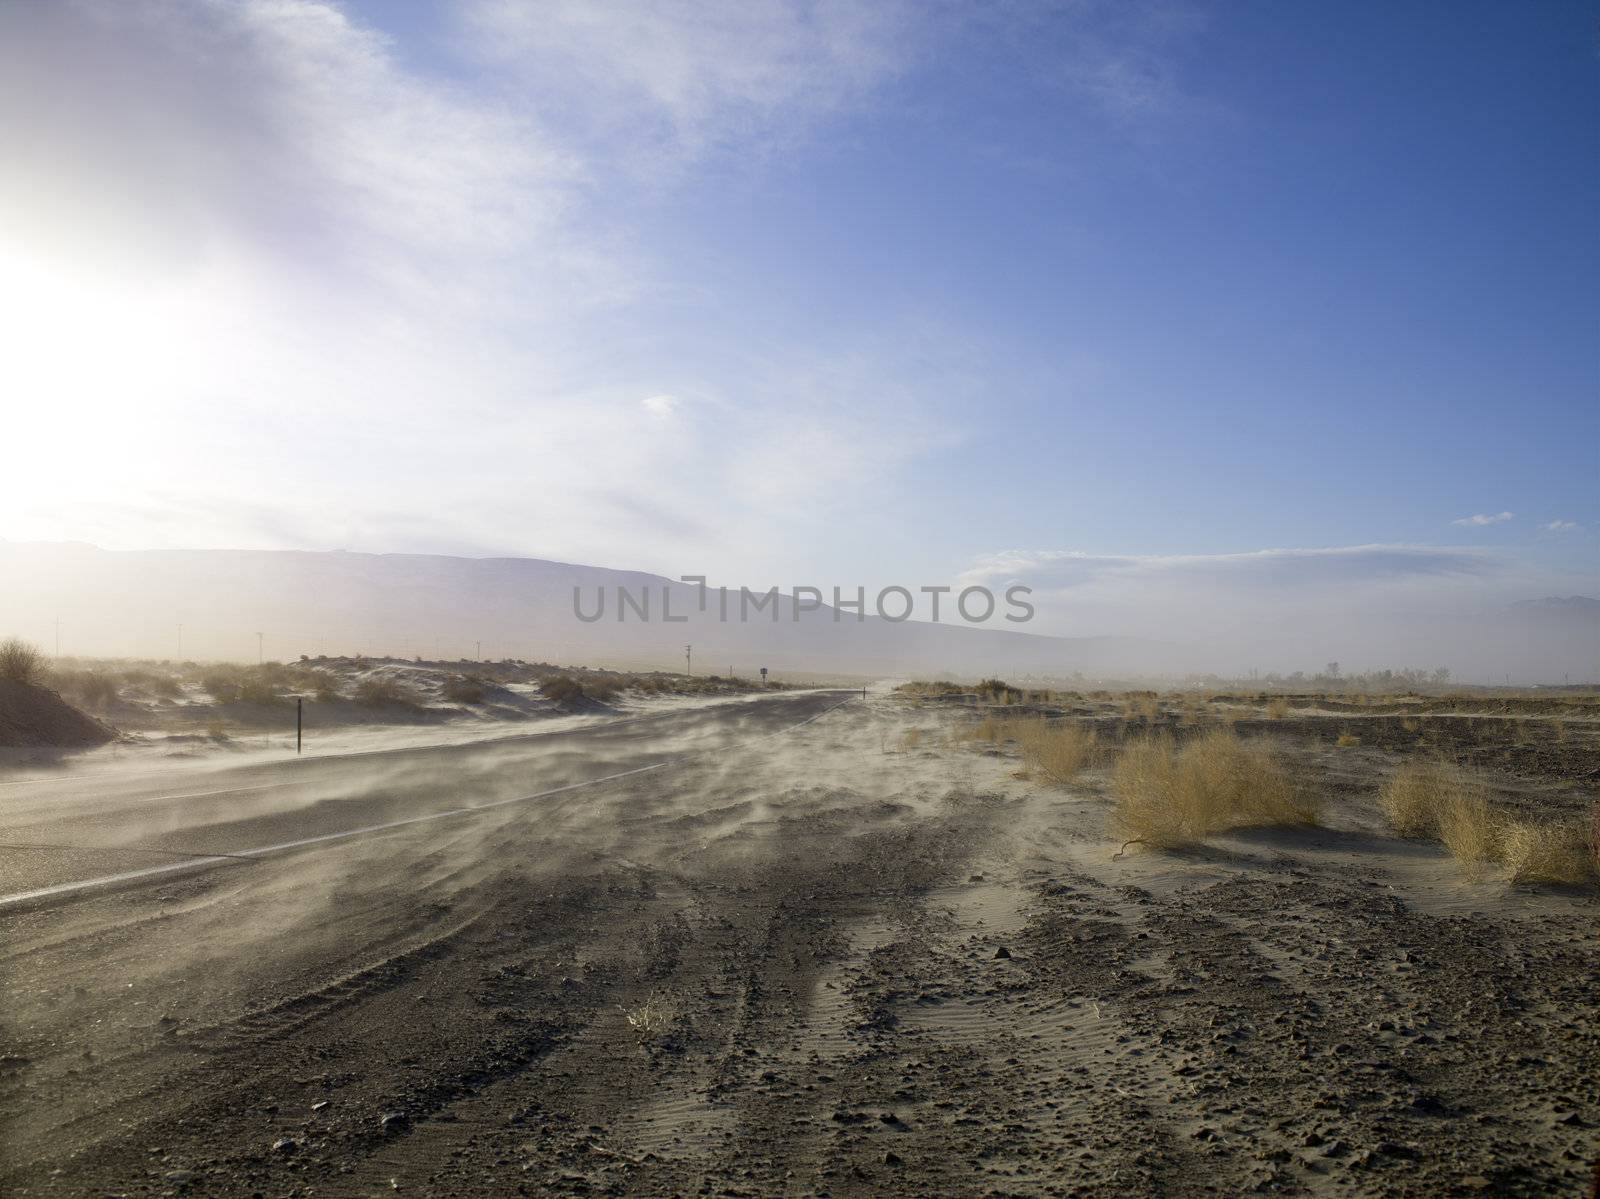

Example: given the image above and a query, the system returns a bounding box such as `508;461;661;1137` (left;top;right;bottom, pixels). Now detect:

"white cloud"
1542;520;1580;533
1452;511;1514;527
0;0;953;575
463;0;925;159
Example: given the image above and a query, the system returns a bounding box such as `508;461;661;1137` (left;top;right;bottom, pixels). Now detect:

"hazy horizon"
2;539;1594;684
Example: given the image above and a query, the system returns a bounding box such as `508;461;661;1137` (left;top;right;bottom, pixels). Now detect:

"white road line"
0;695;855;911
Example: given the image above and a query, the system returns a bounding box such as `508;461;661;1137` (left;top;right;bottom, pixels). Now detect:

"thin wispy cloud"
464;0;927;160
1541;519;1580;533
641;394;681;419
955;544;1514;646
1452;512;1514;527
961;545;1496;592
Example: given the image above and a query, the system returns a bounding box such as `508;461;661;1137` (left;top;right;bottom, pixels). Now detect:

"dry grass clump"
1381;763;1599;886
586;678;622;702
1434;791;1499;866
975;678;1022;704
540;675;585;703
50;668;119;711
1593;800;1600;875
1111;729;1317;849
898;727;925;752
1500;819;1596;887
953;714;1012;745
443;675;486;704
1335;730;1360;747
1121;692;1161;721
354;676;422;708
1265;696;1291;720
1013;719;1097;783
308;672;340;703
622;990;677;1037
1379;760;1487;837
0;637;45;685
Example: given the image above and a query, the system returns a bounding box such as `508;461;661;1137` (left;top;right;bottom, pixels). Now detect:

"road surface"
0;690;852;907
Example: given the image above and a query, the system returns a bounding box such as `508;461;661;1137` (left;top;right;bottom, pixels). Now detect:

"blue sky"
0;0;1594;643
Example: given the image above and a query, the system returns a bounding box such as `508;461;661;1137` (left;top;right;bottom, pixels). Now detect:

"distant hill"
4;543;1594;682
0;542;1169;679
1510;595;1600;615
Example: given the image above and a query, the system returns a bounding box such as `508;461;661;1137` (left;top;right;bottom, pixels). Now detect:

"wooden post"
297;696;303;754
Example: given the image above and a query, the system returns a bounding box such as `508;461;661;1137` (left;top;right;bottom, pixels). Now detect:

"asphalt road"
0;689;854;907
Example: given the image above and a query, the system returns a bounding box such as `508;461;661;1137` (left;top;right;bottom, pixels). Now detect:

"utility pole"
257;631;264;665
296;696;303;754
685;645;692;676
476;640;482;662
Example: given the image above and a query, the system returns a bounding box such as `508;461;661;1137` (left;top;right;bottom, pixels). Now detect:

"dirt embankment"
0;681;115;748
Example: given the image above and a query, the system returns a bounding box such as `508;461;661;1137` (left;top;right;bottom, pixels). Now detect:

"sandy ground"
0;682;803;786
0;689;1594;1196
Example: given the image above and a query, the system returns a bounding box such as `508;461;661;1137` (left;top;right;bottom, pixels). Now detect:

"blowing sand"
0;688;1594;1196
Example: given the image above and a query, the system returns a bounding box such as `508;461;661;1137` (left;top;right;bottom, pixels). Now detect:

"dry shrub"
1335;731;1360;747
1400;717;1421;733
52;669;118;711
0;637;44;685
443;675;486;704
1122;693;1161;721
1111;729;1317;849
308;672;340;703
540;675;584;703
354;676;421;707
899;727;924;752
237;675;286;705
201;670;243;703
1500;820;1596;887
1265;696;1290;720
954;715;1011;745
1380;760;1486;838
975;678;1022;704
1013;719;1097;783
1435;791;1499;867
1593;801;1600;874
1376;761;1591;881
